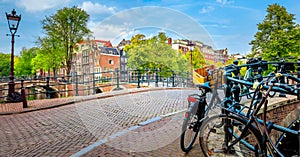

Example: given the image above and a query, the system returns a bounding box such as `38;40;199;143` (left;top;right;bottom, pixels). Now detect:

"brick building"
72;40;120;83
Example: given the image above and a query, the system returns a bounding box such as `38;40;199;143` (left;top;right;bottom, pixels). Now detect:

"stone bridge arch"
25;83;60;99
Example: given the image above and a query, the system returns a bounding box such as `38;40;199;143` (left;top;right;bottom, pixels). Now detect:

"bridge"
0;70;193;102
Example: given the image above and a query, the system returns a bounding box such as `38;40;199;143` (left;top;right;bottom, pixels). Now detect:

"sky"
0;0;299;56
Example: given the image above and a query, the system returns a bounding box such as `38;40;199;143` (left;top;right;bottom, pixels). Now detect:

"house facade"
72;40;120;83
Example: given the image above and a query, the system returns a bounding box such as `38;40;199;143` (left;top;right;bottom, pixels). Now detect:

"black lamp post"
6;9;21;101
187;40;194;87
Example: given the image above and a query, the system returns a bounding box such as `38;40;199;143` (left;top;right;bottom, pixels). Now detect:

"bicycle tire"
180;114;199;152
199;114;263;157
180;102;205;152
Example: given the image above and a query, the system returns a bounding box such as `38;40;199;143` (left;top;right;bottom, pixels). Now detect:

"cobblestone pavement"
82;112;205;157
0;87;297;157
0;88;198;156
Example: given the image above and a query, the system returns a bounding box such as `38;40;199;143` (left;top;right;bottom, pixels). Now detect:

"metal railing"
0;68;193;102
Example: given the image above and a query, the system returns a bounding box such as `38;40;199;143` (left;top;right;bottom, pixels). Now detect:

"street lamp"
187;40;194;87
6;9;21;102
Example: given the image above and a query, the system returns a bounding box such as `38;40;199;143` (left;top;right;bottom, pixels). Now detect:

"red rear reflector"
185;112;189;118
188;97;197;102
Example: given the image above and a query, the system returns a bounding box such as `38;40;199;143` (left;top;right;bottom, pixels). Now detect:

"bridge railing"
0;68;193;102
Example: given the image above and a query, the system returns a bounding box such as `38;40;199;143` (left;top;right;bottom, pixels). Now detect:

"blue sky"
0;0;299;56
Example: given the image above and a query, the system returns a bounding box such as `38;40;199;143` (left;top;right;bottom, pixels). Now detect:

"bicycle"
180;69;223;152
199;72;300;157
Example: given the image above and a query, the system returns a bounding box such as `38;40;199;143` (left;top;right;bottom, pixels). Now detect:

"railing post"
279;59;286;97
87;82;90;95
171;70;175;87
297;57;300;100
146;68;150;86
46;76;50;99
155;68;159;87
21;76;28;108
137;68;141;88
186;72;189;87
75;72;79;96
116;68;120;90
92;73;96;94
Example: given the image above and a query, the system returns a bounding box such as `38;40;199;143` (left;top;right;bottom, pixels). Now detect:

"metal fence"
0;69;193;101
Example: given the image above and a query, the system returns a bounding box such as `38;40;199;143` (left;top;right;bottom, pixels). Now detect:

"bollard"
46;76;50;99
21;76;28;108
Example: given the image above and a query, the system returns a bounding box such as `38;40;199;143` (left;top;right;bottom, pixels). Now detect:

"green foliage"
15;47;38;76
126;33;189;77
225;57;247;76
0;53;11;76
33;37;66;76
40;6;91;76
249;3;300;61
184;47;206;69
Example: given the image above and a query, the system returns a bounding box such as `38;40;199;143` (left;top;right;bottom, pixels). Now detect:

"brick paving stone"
83;113;204;157
0;89;197;156
0;88;297;157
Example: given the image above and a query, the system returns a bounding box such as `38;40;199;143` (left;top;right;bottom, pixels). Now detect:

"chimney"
167;38;172;45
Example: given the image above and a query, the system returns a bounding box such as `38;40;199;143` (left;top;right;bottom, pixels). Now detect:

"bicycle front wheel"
199;114;263;157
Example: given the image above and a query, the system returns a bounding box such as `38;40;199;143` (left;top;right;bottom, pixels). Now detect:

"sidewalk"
0;87;189;115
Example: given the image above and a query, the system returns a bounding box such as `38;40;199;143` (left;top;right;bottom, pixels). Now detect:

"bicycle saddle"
196;82;211;92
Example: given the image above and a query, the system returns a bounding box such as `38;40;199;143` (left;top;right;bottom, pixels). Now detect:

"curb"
70;109;187;157
0;87;194;115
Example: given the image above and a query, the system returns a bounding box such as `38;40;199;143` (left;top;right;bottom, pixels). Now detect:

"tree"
33;37;66;76
249;3;300;61
40;6;91;76
125;33;189;76
185;47;206;69
0;53;11;76
15;47;38;76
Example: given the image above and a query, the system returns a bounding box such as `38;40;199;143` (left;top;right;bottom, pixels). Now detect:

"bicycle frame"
222;73;299;156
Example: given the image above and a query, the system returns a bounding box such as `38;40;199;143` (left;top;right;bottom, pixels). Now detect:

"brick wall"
258;99;299;125
99;54;120;78
257;99;299;144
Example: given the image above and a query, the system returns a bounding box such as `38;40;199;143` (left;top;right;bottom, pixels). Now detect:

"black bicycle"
180;69;223;152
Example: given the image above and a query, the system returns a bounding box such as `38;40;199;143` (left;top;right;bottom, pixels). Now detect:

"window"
109;60;114;65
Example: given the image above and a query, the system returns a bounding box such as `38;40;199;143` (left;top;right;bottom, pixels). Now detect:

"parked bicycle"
180;69;223;152
199;69;300;157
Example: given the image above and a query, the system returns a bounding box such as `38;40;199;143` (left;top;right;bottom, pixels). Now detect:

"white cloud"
88;21;128;42
79;1;116;15
200;6;215;14
216;0;234;5
16;0;71;12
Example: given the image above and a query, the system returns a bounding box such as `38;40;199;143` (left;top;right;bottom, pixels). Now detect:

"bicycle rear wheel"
180;111;200;152
199;114;263;157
